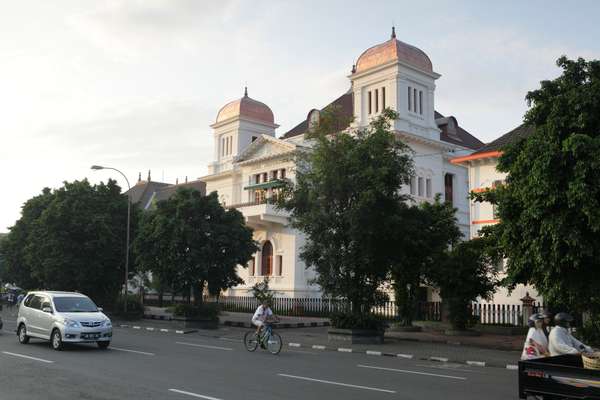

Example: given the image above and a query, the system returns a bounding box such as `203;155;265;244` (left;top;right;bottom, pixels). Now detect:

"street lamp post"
91;165;131;314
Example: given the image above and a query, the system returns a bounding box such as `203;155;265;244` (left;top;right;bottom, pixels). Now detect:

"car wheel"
17;324;29;344
51;329;63;351
97;341;110;349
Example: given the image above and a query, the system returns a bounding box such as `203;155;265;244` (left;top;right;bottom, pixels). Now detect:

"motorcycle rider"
548;312;593;356
521;313;550;360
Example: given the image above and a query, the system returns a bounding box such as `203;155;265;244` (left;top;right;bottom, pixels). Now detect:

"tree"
429;238;499;330
392;196;463;326
281;108;414;319
2;180;130;306
134;189;257;307
474;57;600;314
0;188;53;289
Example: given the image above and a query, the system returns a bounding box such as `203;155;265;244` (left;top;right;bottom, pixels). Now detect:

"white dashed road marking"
357;364;467;381
168;389;223;399
277;373;396;393
2;351;54;364
110;347;155;356
175;342;233;351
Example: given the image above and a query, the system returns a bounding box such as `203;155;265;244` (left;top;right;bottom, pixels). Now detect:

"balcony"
228;199;289;228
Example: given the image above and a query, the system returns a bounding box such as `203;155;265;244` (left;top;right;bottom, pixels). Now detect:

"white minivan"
17;291;112;350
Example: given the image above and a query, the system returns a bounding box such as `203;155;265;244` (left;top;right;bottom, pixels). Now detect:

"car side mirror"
97;307;103;312
42;306;53;314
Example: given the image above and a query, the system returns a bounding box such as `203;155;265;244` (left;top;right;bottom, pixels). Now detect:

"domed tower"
349;27;441;139
209;88;279;173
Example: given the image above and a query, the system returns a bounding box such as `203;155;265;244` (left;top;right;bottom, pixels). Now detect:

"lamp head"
91;165;104;170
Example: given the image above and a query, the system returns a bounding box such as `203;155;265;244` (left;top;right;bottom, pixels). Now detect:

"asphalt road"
0;317;519;400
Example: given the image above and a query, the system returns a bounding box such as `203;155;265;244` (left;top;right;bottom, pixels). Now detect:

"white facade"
200;32;482;298
451;151;540;305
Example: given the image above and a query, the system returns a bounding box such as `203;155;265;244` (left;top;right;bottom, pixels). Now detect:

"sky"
1;0;599;231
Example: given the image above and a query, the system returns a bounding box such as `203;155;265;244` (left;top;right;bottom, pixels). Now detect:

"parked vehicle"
519;354;600;399
16;291;112;350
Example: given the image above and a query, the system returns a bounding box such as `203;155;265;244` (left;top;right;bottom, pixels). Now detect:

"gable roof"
282;92;483;149
127;181;170;206
450;124;534;164
471;124;534;155
281;91;354;139
235;134;297;164
153;180;206;203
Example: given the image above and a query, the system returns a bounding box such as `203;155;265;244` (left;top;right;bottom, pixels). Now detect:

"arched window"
261;241;273;276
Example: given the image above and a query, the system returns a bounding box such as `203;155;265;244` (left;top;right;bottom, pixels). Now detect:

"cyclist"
252;300;278;347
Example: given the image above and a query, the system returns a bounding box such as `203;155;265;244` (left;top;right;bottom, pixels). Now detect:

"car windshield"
53;296;98;312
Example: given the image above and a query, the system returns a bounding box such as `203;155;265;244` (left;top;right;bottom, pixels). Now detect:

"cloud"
65;0;240;61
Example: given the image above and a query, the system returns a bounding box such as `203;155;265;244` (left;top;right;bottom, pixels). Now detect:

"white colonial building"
200;29;484;298
451;125;540;305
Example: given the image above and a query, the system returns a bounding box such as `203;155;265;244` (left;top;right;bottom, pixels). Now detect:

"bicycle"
244;322;282;355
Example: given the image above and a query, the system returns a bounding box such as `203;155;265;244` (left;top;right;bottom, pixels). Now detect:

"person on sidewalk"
521;313;550;360
549;312;593;356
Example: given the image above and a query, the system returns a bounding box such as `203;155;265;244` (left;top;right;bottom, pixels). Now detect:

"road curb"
118;324;197;334
222;320;330;329
277;340;515;370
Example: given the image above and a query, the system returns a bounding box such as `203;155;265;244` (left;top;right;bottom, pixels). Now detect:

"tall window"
375;89;379;113
280;168;286;179
418;177;424;197
413;88;417;114
261;241;273;276
426;178;432;198
248;259;255;276
276;255;283;276
368;91;372;114
419;91;423;115
382;87;386;110
444;173;454;205
408;87;412;111
410;176;416;195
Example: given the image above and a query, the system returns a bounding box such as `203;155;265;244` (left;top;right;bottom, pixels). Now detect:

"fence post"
520;292;536;327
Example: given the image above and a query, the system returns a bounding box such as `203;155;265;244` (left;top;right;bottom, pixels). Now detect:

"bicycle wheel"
267;332;282;355
244;331;259;352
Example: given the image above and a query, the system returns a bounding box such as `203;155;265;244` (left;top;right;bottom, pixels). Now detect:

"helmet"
528;313;545;327
554;312;574;327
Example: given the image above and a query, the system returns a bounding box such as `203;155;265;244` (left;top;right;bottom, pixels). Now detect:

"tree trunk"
193;280;205;307
158;290;163;308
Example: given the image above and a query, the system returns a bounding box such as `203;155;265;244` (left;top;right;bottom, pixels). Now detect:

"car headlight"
63;319;80;328
103;320;112;327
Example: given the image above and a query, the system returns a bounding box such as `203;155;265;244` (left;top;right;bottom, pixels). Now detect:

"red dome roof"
355;32;433;74
215;91;274;125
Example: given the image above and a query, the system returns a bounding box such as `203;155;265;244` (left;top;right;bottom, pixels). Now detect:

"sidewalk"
143;307;330;328
386;329;523;352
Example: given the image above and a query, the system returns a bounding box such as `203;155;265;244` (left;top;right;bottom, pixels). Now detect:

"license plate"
83;333;100;339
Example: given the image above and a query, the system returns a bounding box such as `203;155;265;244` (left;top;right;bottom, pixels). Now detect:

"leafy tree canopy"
429;237;499;330
134;189;257;305
476;57;600;313
393;196;463;326
1;180;130;306
281;108;414;315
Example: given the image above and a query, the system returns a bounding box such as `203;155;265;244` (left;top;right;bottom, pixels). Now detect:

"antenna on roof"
147;170;151;181
138;172;141;182
244;85;248;97
391;26;396;39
